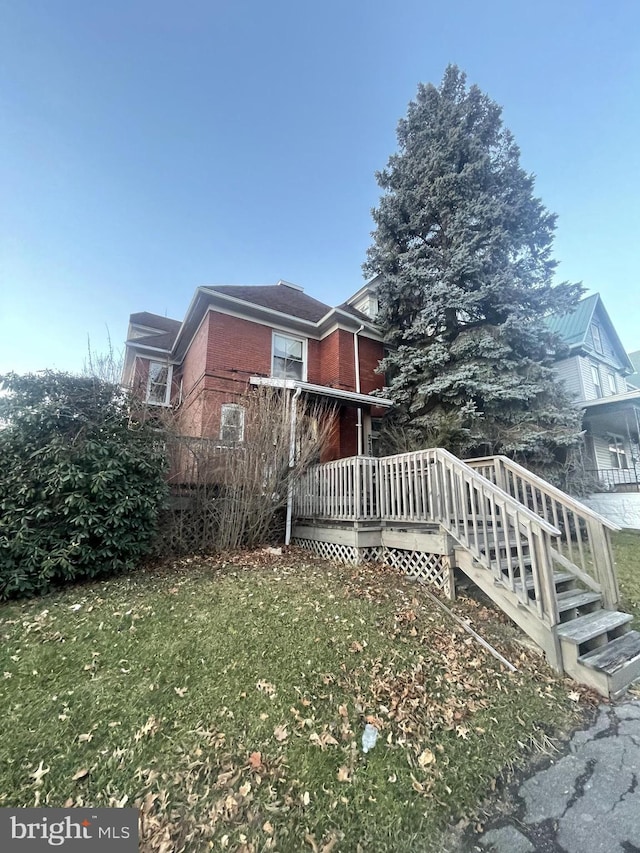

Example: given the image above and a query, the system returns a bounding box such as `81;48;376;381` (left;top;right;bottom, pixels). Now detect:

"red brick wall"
319;330;384;393
307;339;321;384
144;310;387;462
175;311;275;439
357;336;385;394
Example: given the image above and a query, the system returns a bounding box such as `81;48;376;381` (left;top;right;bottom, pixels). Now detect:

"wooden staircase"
458;455;640;698
293;449;640;697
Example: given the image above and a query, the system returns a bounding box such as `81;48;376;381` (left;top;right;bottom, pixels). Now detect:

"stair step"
514;571;574;593
556;590;602;613
579;630;640;675
556;610;633;645
498;555;533;572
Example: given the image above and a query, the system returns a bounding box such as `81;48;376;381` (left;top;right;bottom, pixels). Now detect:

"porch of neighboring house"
292;449;640;698
584;394;640;493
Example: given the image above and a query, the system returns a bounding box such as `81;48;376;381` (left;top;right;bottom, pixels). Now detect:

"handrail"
465;455;620;608
431;449;561;535
465;456;620;531
294;449;562;626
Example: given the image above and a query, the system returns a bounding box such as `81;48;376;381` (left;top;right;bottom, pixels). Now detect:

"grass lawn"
613;529;640;629
0;551;585;852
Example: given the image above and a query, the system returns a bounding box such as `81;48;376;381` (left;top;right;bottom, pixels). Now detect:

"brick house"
122;280;391;468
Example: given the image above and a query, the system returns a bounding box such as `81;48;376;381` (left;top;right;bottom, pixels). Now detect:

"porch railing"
465;456;620;608
295;449;563;627
587;467;640;492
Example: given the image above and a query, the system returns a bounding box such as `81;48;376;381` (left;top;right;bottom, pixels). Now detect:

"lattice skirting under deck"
382;547;452;596
291;538;383;565
292;538;452;596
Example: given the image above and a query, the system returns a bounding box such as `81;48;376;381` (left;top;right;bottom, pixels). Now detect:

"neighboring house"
122;280;391;472
627;350;640;390
547;293;640;491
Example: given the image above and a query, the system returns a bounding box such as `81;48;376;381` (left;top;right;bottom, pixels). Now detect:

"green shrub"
0;372;168;598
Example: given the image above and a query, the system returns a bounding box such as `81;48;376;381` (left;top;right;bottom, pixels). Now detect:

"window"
220;404;245;443
146;361;172;406
591;365;602;398
591;324;603;354
608;373;618;395
609;435;628;469
272;333;305;381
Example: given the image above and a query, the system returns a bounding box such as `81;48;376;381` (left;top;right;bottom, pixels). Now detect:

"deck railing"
295;449;564;627
465;455;620;608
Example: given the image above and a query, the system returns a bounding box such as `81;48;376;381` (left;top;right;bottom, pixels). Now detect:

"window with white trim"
608;373;617;395
609;435;628;469
591;364;602;398
591;324;603;354
145;361;172;406
220;404;245;443
272;332;305;381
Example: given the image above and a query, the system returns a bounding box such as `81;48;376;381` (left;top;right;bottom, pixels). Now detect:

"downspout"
285;386;303;546
354;325;365;455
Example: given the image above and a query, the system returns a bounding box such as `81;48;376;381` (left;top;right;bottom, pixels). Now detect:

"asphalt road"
465;700;640;853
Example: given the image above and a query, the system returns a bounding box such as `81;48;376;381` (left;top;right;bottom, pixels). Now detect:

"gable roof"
126;311;182;355
129;331;178;352
208;283;332;323
546;293;633;371
545;293;599;347
129;312;182;336
337;301;372;322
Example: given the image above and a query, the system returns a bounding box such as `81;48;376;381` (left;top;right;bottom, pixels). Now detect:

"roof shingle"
208;284;332;323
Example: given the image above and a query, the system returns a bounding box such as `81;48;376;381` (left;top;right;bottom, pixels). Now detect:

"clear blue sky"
1;0;639;373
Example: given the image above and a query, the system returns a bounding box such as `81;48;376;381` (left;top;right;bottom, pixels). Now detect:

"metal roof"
545;293;599;347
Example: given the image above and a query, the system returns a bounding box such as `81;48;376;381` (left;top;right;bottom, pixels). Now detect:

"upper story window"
591;364;602;398
608;373;618;395
220;403;245;443
272;332;305;381
591;324;604;354
146;361;172;406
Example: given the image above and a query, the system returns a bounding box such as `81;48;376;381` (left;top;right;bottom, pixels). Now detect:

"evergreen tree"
364;65;584;471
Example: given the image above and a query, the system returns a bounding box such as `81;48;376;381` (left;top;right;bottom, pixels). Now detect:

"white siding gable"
553;356;584;400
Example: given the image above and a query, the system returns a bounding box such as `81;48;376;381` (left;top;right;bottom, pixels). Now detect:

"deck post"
587;520;619;610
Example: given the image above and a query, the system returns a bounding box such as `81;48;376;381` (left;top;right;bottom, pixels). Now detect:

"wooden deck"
293;449;640;697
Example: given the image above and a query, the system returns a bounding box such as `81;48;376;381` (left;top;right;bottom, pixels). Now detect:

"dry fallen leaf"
30;761;50;786
310;731;339;749
337;766;351;783
249;751;262;770
417;748;435;767
263;821;274;835
72;768;89;781
174;687;188;697
256;680;277;697
305;834;319;853
568;690;581;702
273;725;289;743
321;833;340;853
411;774;424;793
238;781;251;797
